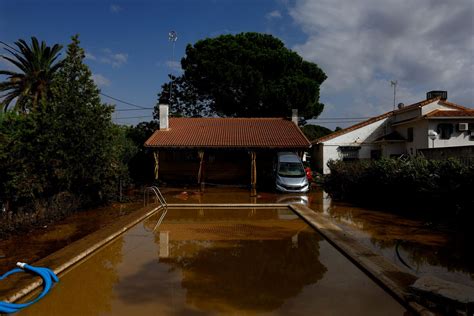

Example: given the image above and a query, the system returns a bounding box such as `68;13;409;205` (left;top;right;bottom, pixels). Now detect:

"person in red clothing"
305;167;313;182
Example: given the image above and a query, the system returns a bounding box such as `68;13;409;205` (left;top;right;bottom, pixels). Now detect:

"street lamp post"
428;130;437;148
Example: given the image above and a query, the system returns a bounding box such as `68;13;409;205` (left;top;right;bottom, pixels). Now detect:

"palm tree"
0;37;63;112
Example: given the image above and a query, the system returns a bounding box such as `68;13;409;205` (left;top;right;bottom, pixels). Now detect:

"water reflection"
117;209;327;314
311;191;474;286
274;194;309;205
17;207;406;315
164;232;325;312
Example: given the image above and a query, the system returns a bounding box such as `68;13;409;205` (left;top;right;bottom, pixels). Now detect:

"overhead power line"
99;90;372;123
100;92;152;110
114;115;153;120
115;108;154;112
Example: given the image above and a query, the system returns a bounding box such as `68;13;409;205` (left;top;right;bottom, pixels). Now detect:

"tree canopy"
49;35;128;202
156;32;326;118
0;35;133;218
0;37;63;112
301;124;333;141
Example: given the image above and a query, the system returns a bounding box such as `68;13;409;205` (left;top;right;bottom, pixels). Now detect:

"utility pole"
168;31;178;103
390;80;398;110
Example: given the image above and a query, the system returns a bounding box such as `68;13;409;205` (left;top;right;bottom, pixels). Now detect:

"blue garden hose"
0;262;58;314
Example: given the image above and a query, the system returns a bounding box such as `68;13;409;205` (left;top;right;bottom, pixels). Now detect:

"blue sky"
1;0;473;128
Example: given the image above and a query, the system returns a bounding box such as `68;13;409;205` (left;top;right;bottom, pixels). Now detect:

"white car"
274;152;310;193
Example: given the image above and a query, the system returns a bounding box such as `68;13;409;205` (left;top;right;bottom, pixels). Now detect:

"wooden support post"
197;150;205;187
250;151;257;196
153;151;159;180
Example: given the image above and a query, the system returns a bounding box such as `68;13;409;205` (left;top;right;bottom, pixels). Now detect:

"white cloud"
92;73;111;87
110;4;122;13
266;10;282;19
288;0;474;118
90;48;128;68
85;52;96;61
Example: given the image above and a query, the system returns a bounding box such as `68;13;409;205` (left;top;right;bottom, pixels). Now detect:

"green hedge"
323;157;474;215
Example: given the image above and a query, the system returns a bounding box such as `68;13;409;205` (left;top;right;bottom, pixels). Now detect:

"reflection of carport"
145;113;311;191
146;206;327;313
155;220;307;242
144;208;305;243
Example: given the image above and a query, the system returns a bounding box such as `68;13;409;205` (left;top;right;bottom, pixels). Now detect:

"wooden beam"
250;151;257;196
153;151;159;180
197;150;205;185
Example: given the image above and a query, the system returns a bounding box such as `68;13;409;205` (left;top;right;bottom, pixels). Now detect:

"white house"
312;91;474;174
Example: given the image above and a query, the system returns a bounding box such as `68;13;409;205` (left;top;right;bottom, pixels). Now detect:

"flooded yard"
312;192;474;288
163;186;474;288
0;202;142;275
1;185;472;313
16;207;406;315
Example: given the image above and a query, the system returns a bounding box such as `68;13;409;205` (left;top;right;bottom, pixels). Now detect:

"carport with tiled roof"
145;112;311;192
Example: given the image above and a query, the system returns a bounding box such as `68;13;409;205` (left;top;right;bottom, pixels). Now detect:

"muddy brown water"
310;191;474;288
17;208;407;315
162;186;474;288
0;202;142;275
1;186;472;312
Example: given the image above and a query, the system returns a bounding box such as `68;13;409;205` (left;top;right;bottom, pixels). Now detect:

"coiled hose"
0;262;58;314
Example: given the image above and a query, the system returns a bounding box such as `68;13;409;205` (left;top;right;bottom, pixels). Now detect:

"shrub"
0;36;136;234
323;157;473;216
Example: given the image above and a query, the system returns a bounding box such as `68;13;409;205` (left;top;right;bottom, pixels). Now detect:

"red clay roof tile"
312;111;394;144
439;100;472;111
425;110;474;118
144;118;311;149
313;97;472;144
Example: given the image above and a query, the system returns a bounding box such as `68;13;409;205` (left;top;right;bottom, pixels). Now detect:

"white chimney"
292;109;298;125
159;104;169;130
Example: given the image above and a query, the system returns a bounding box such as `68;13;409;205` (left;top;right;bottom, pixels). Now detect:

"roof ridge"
425;109;474;118
439;100;472;111
313;98;440;144
392;96;441;114
313;97;471;143
312;110;394;144
145;117;311;148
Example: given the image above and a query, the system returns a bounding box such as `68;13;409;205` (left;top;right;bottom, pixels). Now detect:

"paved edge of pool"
288;204;434;316
0;203;163;304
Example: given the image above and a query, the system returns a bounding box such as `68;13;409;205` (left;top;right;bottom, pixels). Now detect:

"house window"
407;128;413;142
437;123;453;140
338;146;360;161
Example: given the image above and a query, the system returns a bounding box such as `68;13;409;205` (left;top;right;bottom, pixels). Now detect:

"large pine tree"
156;32;326;118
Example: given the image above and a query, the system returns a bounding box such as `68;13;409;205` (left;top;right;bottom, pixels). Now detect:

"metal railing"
152;207;168;232
144;186;168;232
144;186;168;209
